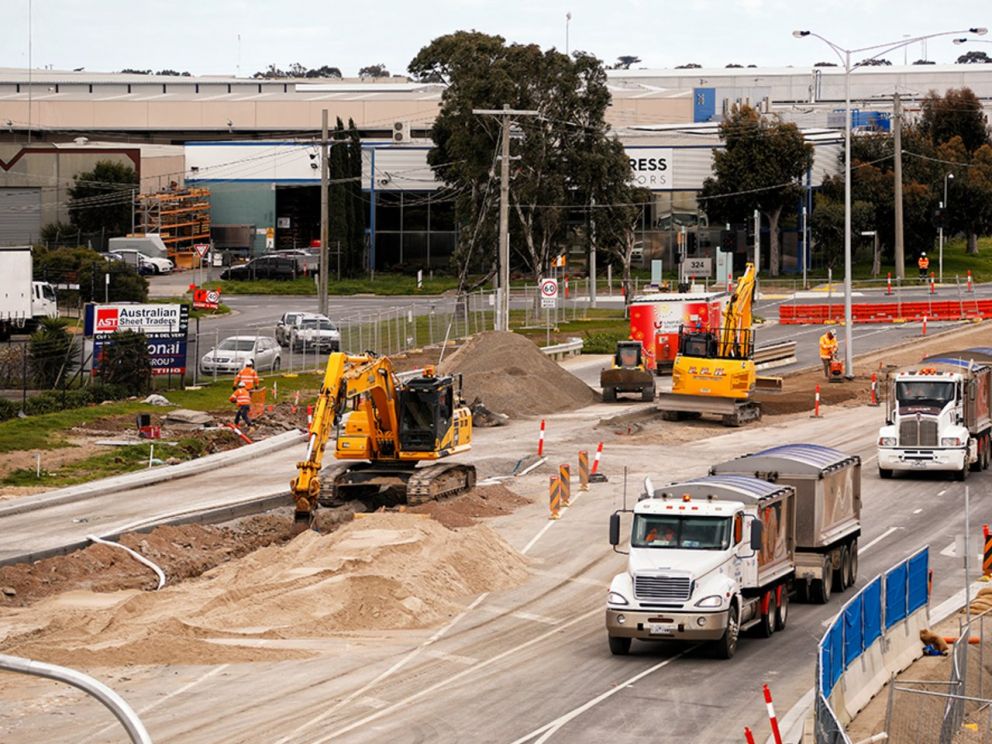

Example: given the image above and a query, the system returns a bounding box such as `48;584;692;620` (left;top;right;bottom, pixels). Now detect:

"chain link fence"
884;609;992;744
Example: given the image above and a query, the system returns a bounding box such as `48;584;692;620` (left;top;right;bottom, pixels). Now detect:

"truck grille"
633;575;692;602
899;418;938;447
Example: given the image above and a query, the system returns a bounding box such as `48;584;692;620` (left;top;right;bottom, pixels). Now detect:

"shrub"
98;330;151;395
30;317;74;388
0;398;19;422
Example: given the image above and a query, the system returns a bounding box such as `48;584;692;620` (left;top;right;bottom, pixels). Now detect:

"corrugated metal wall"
0;188;41;246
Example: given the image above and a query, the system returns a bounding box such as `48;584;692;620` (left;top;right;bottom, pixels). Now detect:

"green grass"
1;438;210;487
205;273;461;296
0;372;326;455
513;308;629;353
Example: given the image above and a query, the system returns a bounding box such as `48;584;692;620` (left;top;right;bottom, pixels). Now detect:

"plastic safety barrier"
781;299;992;325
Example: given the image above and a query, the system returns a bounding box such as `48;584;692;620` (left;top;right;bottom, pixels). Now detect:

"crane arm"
291;352;400;518
718;262;756;358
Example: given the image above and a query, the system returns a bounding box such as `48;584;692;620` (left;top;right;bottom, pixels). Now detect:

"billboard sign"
85;303;188;339
626;148;674;190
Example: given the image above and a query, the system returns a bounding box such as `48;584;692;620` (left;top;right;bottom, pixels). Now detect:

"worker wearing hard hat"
819;330;838;379
229;381;253;428
233;360;260;391
918;252;929;282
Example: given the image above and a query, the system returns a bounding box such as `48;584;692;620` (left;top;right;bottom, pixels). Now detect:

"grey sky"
4;0;988;77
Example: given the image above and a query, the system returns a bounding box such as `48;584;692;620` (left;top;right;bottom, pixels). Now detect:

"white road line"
940;541;957;558
306;608;603;744
938;489;948;497
80;664;230;743
859;526;899;555
863;454;878;464
521;492;585;555
510;649;691;744
273;593;490;744
913;508;923;514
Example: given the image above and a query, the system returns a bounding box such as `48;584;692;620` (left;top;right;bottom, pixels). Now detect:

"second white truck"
606;444;861;659
0;247;58;340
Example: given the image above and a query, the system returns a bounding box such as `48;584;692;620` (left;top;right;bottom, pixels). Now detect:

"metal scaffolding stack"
136;188;211;268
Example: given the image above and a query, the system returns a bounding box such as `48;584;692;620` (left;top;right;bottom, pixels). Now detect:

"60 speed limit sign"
540;278;558;308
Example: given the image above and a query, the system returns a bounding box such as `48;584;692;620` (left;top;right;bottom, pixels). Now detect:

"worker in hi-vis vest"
819;330;838;379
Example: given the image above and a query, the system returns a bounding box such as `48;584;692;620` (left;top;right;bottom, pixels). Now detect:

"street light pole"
940;172;954;284
793;26;987;378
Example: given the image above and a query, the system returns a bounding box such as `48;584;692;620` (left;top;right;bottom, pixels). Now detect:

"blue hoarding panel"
886;562;908;628
820;641;832;694
863;578;883;646
908;550;929;613
829;622;844;689
844;594;864;666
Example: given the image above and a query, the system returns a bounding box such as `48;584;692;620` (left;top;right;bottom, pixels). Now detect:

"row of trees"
250;63;392;79
326;119;367;276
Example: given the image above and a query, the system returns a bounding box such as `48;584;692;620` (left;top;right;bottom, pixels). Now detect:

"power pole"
893;93;905;280
472;105;540;332
319;109;329;317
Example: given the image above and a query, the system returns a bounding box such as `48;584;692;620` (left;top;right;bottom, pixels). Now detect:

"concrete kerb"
771;579;990;744
0;429;305;520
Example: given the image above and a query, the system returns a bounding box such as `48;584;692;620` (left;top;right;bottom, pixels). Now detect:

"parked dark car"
220;255;304;281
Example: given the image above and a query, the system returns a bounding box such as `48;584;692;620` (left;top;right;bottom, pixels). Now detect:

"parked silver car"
276;311;308;347
200;335;281;375
290;314;341;353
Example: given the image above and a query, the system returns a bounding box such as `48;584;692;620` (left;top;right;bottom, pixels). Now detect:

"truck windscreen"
896;381;955;410
631;514;731;550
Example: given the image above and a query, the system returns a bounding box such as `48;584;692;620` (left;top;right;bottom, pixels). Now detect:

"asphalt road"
1;387;986;743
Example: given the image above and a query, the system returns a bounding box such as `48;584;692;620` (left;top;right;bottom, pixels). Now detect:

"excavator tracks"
322;462;477;508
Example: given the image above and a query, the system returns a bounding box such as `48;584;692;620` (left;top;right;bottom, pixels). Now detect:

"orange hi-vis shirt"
230;388;251;406
819;333;838;360
918;256;930;270
234;366;260;390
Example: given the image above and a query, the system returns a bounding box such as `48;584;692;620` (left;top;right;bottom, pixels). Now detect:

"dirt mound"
408;483;531;528
440;331;596;417
0;513;529;666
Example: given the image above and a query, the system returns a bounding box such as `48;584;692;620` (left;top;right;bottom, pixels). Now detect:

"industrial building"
0;63;988;267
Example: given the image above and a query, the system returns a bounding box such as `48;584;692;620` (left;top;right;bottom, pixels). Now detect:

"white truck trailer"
0;247;58;340
606;444;861;658
877;353;992;481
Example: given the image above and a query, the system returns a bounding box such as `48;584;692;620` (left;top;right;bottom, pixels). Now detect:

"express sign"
626;147;674;190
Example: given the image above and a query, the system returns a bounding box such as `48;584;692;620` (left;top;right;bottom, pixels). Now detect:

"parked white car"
109;249;174;275
200;335;281;375
276;311;308;347
290;314;341;353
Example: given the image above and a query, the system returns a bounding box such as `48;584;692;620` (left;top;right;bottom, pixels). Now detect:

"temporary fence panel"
885;561;909;629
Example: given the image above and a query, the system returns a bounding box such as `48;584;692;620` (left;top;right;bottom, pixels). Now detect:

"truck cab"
606;475;794;659
877;360;992;480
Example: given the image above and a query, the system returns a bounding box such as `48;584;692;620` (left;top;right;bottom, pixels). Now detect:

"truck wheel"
608;635;631;656
714;602;739;659
846;540;859;588
603;386;617;402
758;591;777;638
957;463;969;482
641;385;654;402
812;559;832;604
972;437;984;472
774;587;789;631
878;467;893;479
834;545;850;591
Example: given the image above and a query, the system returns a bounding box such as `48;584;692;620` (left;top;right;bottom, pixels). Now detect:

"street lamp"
939;172;954;283
792;26;987;379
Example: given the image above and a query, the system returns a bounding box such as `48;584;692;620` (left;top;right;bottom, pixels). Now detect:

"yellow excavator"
291;352;475;523
656;262;762;426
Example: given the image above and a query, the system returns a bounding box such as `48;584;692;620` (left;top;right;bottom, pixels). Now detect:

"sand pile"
440;331;596;417
0;513;529;667
408;483;531;528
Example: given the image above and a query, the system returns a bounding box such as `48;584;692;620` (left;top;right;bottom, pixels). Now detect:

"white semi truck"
606;444;861;659
0;247;58;340
877;352;992;481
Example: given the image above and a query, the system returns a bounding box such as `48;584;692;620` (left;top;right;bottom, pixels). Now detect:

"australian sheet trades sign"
84;303;189;376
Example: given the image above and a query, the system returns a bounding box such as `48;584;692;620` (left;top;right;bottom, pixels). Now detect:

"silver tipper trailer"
710;443;861;604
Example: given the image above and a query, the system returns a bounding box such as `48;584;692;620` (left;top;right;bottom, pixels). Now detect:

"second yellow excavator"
291;352;475;523
656;262;761;426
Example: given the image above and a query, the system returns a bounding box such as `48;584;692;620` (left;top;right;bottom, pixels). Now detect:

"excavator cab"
398;375;455;452
614;340;645;370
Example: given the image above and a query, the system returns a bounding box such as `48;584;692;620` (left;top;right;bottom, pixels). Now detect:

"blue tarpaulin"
844;594;864;665
908;550;929;613
863;578;883;646
886;562;908;628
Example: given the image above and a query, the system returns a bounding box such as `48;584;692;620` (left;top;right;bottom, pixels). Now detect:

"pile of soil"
0;513;529;667
439;331;597;417
0;517;299;607
408;483;531;528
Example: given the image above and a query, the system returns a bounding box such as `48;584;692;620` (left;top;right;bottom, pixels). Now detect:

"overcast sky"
3;0;988;77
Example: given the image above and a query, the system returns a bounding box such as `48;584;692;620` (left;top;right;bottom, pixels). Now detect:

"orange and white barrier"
763;684;783;744
592;441;604;474
306;404;314;427
984;524;992;579
929;273;936;295
870;373;879;406
559;463;571;507
578;450;590;491
968;270;974;293
922;315;928;336
538;419;546;456
744;727;756;744
813;384;821;418
886;272;892;296
548;476;561;520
